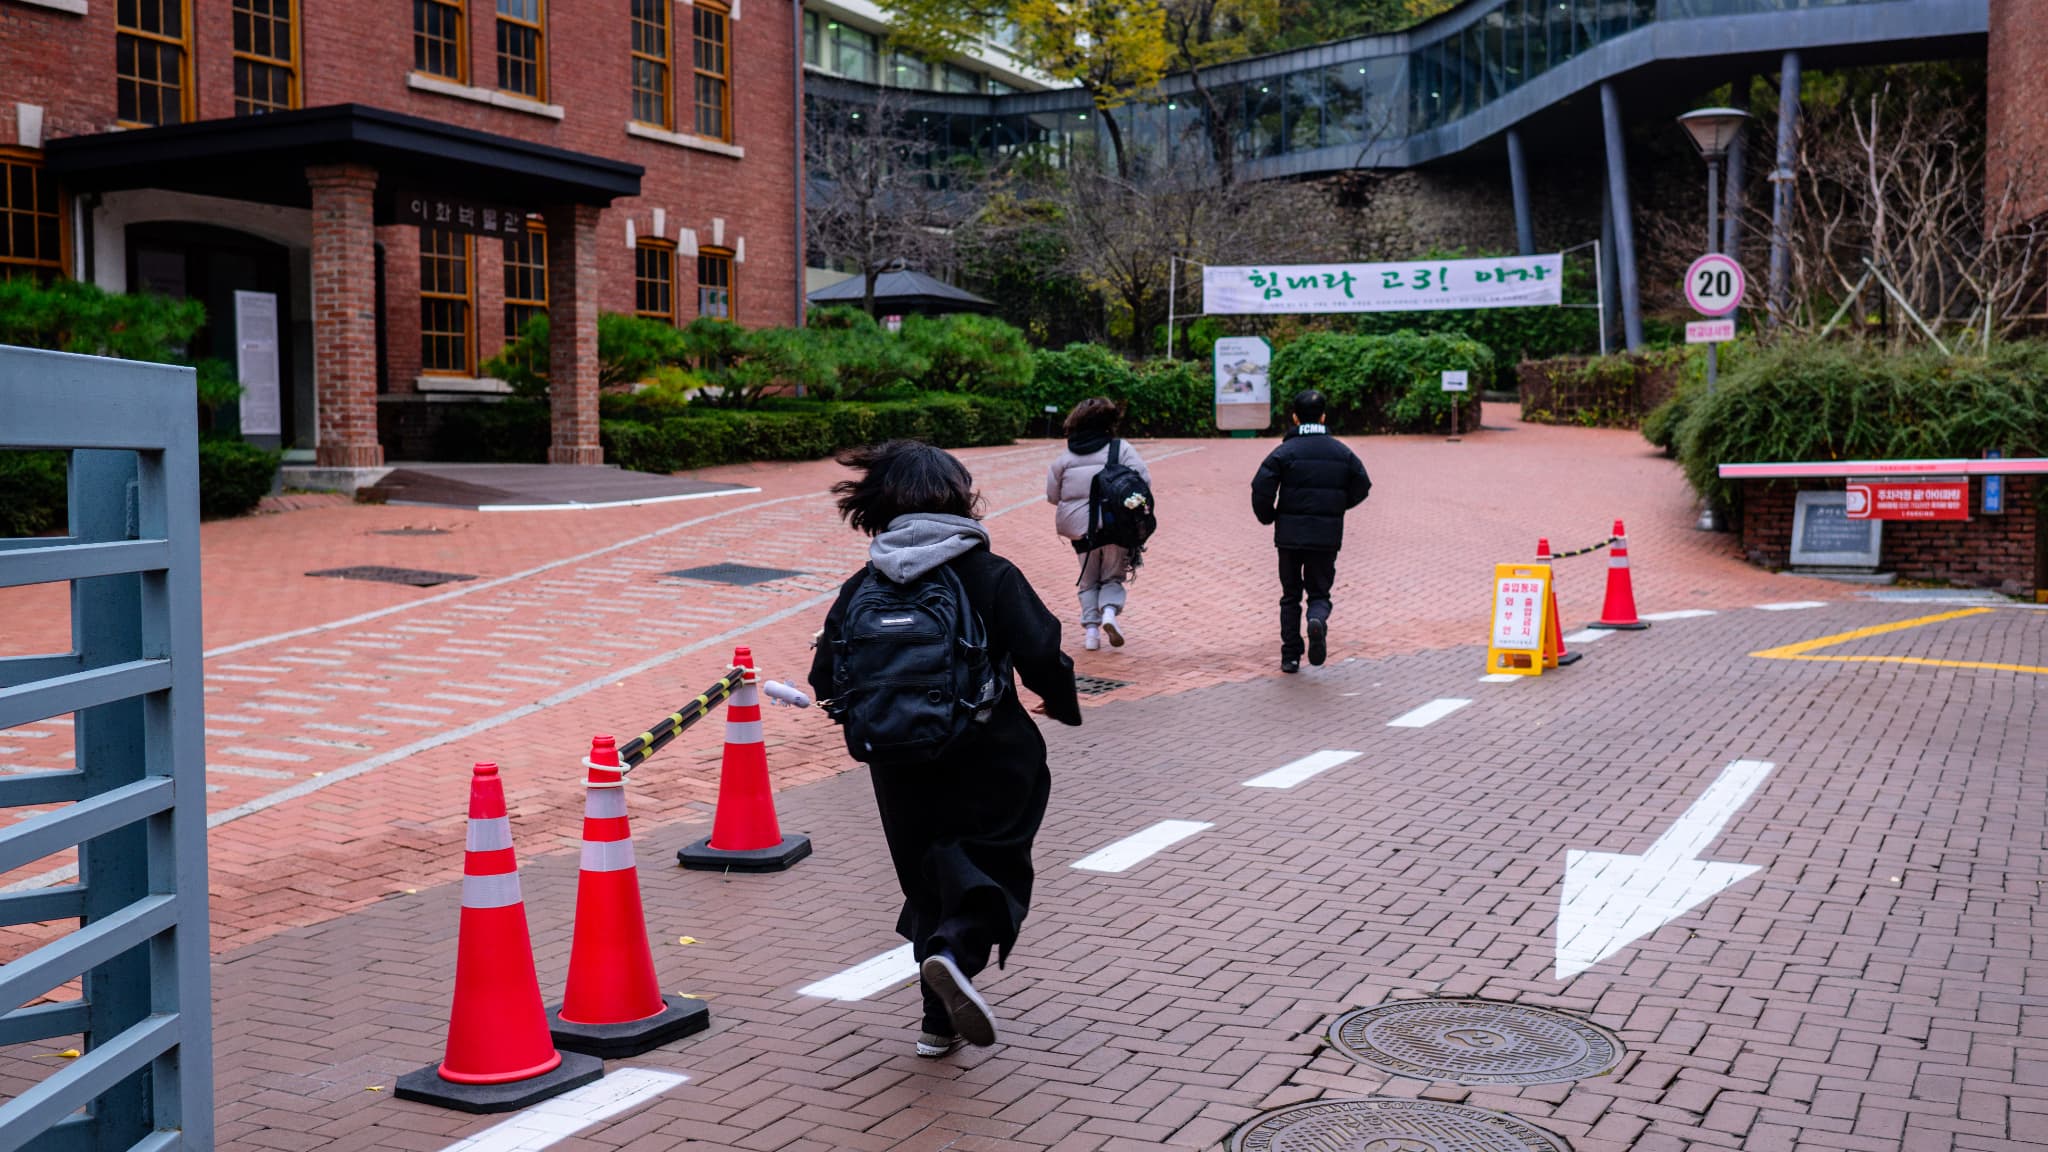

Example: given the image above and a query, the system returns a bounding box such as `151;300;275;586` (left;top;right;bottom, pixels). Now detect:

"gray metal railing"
0;346;212;1152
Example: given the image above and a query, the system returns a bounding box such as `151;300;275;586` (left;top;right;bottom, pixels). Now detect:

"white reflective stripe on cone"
585;788;628;819
466;816;514;852
732;683;760;708
725;719;764;745
580;838;637;873
1611;557;1630;568
462;871;523;909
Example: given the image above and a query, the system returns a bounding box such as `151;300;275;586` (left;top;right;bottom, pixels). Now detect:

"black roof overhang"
45;104;642;217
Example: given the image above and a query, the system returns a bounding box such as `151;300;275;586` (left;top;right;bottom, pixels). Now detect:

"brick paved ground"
97;597;2048;1151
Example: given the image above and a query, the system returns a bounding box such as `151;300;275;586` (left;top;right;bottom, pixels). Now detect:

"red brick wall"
4;0;802;331
1737;478;2042;597
1988;0;2048;227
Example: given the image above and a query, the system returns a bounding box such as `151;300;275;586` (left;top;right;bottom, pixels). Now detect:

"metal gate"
0;347;213;1150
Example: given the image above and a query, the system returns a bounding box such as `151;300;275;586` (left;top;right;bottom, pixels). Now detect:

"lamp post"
1678;106;1749;532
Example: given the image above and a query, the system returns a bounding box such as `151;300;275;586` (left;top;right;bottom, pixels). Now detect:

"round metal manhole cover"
1228;1098;1571;1152
1328;1000;1622;1085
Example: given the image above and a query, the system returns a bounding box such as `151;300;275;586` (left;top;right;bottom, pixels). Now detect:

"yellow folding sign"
1486;563;1558;676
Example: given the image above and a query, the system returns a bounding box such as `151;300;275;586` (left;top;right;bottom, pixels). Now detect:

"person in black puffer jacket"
1250;390;1372;673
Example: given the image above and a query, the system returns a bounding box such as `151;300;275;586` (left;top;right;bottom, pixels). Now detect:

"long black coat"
1250;424;1372;551
809;546;1080;973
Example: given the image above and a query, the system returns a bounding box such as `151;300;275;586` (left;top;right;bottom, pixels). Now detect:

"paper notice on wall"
235;290;282;437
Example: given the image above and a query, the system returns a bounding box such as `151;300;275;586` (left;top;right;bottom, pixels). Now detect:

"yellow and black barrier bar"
617;666;747;769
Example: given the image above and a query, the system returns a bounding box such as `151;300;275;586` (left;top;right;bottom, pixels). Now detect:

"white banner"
1203;254;1564;315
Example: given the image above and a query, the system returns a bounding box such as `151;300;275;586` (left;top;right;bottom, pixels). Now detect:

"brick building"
0;0;803;476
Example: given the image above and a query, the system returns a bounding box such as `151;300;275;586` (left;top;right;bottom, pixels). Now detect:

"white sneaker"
1084;626;1101;651
1100;607;1125;648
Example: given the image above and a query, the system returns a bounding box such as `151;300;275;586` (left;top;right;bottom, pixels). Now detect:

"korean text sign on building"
1202;254;1564;315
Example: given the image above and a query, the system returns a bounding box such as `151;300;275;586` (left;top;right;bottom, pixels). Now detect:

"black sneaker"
1307;619;1328;667
1281;657;1300;674
920;953;998;1047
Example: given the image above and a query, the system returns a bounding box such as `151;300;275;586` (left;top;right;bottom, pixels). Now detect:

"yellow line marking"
1749;608;1993;659
1751;607;2048;675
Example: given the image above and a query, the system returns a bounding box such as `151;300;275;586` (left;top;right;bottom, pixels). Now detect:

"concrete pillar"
307;164;383;468
1507;127;1535;256
1599;180;1618;355
545;203;605;466
1599;82;1644;352
1723;76;1750;261
1768;51;1801;326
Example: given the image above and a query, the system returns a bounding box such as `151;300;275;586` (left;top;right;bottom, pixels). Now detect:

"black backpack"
1081;440;1157;555
824;562;1007;764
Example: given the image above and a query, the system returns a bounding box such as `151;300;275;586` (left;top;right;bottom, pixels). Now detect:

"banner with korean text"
1202;254;1564;315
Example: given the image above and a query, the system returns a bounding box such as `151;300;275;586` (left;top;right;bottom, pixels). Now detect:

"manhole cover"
371;527;451;536
306;566;478;587
1228;1090;1564;1147
1329;1000;1622;1085
1229;1098;1569;1152
1073;675;1129;696
664;563;807;586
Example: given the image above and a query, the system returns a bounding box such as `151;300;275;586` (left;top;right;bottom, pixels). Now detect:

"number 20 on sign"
1486;563;1559;676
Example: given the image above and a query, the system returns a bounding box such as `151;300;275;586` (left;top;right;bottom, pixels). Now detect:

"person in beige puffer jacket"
1044;398;1152;651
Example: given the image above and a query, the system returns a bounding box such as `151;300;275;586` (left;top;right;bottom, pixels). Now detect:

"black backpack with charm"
823;562;1007;764
1077;440;1157;561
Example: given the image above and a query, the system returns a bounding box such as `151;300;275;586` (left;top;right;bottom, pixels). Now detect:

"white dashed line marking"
1640;609;1717;621
1387;698;1473;728
434;1067;688;1152
1478;673;1522;683
1563;629;1611;644
1071;820;1213;873
797;944;917;1000
1756;601;1827;611
1242;750;1360;789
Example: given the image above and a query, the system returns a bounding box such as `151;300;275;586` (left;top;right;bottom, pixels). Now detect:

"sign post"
1684;252;1745;392
1213;336;1272;435
1485;563;1558;677
1984;449;2005;516
1441;369;1469;439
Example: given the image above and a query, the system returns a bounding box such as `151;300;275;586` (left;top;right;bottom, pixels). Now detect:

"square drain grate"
307;566;478;587
664;563;807;586
1073;675;1129;696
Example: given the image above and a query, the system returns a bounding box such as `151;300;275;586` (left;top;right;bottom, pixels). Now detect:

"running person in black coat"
1251;390;1372;673
809;441;1082;1057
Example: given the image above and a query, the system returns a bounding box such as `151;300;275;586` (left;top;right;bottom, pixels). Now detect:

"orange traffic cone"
549;736;711;1057
396;763;601;1113
677;647;812;872
1536;538;1582;666
1588;519;1649;630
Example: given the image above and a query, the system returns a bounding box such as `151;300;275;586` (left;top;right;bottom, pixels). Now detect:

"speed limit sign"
1685;253;1746;316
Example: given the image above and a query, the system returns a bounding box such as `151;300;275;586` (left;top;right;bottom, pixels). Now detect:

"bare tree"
805;87;984;316
1773;80;2045;347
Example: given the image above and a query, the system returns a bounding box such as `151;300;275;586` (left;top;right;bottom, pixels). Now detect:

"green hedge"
1016;346;1216;437
1269;331;1492;434
1666;340;2048;509
1519;348;1691;429
2;438;278;533
429;392;1025;472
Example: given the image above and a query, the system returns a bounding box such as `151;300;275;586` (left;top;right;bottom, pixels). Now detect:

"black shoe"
1281;657;1300;674
920;953;998;1047
1307;619;1327;666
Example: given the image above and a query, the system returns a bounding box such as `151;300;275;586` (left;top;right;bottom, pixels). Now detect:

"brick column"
307;164;384;468
544;203;605;466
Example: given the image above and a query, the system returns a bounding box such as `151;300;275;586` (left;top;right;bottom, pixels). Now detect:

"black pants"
1277;547;1338;659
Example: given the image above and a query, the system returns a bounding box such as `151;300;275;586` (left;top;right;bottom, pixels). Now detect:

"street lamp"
1678;107;1749;533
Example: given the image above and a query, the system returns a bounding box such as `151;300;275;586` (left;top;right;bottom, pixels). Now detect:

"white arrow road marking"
1556;759;1774;980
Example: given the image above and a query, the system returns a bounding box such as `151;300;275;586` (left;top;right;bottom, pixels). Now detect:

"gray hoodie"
869;513;990;582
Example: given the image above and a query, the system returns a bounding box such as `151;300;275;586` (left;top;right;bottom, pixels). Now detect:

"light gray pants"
1076;545;1129;626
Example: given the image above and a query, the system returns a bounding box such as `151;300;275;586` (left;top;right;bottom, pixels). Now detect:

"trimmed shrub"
1673;340;2048;509
598;392;1026;474
1520;348;1689;429
198;438;281;519
1269;331;1492;434
901;313;1035;395
1017;346;1214;437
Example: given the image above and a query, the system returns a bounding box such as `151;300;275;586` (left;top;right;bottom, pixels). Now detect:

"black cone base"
394;1050;602;1114
677;833;812;873
1556;651;1584;666
547;996;710;1058
1586;620;1650;630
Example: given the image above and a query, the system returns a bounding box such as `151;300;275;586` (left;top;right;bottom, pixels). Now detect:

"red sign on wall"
1845;480;1969;521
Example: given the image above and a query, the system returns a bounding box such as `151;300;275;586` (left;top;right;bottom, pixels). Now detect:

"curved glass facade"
808;0;1908;175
